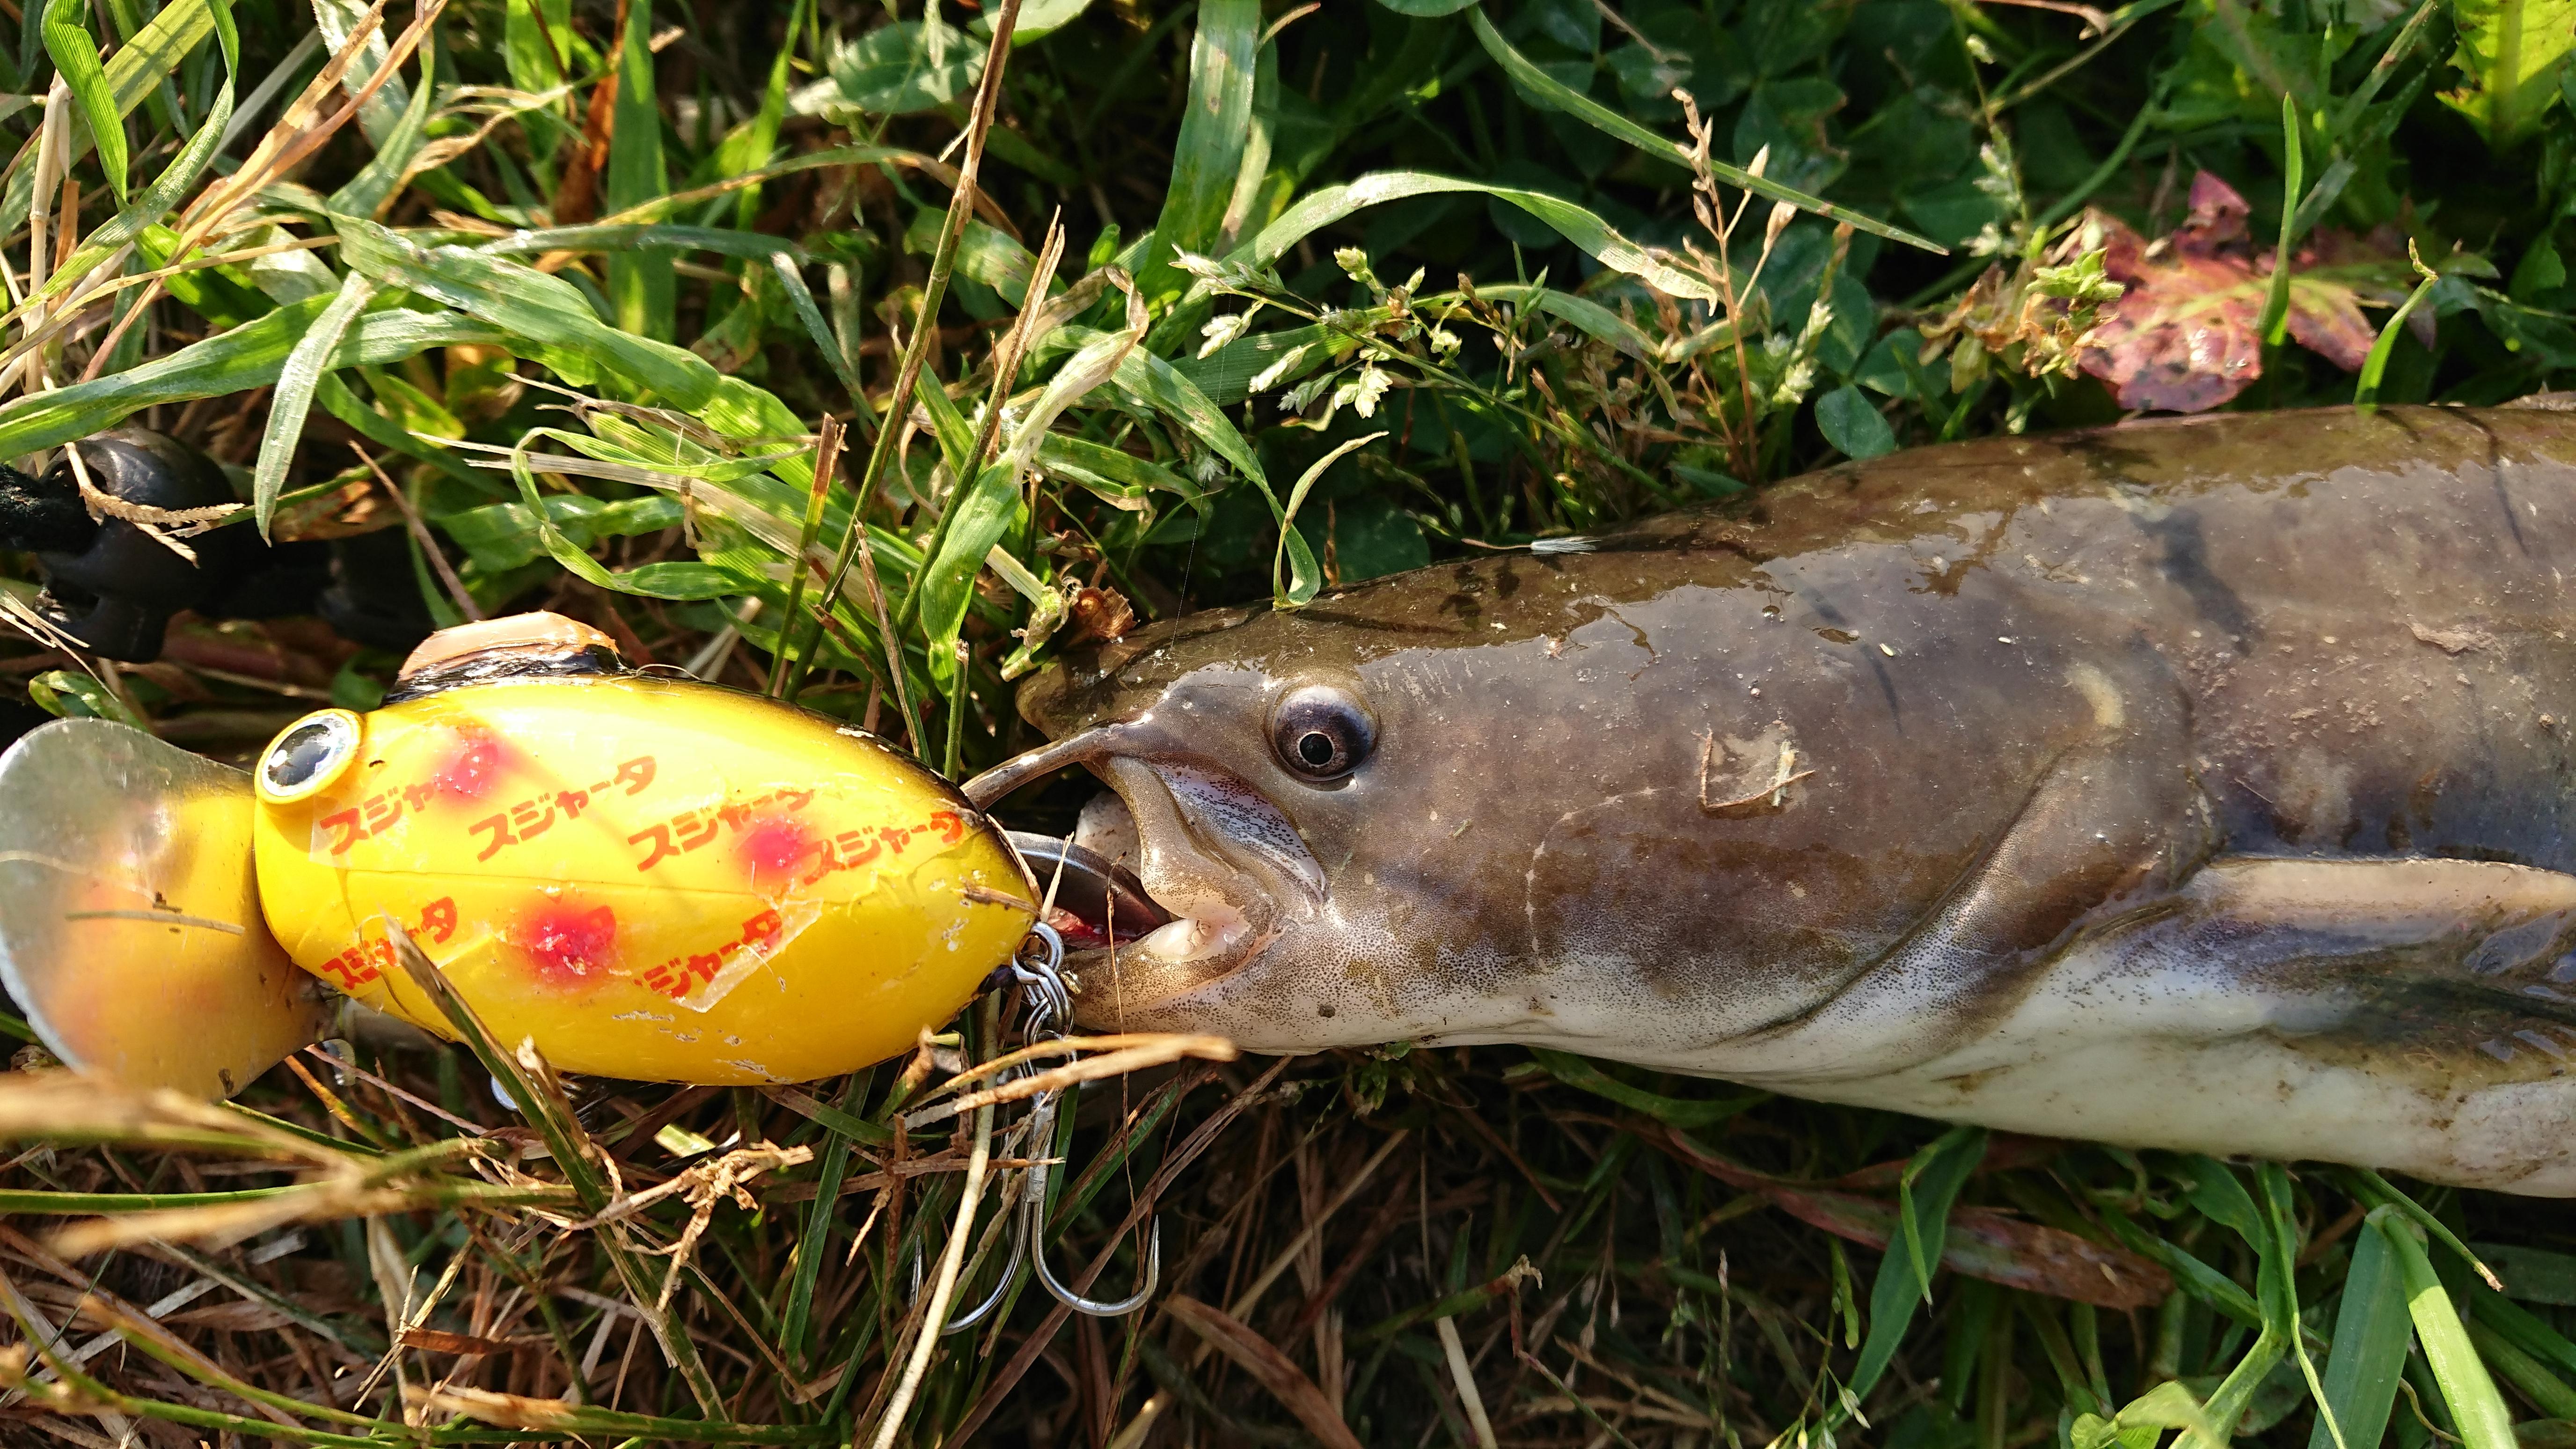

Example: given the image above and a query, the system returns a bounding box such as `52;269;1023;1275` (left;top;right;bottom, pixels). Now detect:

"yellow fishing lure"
0;614;1038;1096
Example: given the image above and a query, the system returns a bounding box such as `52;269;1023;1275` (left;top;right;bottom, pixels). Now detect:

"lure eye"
1270;683;1375;781
258;710;361;803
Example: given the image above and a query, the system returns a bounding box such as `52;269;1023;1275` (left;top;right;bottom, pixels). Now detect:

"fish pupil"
1298;732;1335;768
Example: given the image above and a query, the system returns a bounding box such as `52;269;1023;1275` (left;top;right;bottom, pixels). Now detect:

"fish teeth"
1141;918;1212;961
1138;915;1247;963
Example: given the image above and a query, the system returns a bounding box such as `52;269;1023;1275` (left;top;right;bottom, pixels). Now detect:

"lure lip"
1006;830;1171;945
0;717;328;1097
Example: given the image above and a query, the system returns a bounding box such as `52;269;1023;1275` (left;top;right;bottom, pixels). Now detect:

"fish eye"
1270;683;1375;781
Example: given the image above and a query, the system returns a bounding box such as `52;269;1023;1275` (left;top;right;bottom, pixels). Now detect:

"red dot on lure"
514;899;619;983
739;815;817;886
429;725;510;800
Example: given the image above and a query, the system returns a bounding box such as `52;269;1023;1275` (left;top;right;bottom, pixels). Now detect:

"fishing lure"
0;611;1041;1096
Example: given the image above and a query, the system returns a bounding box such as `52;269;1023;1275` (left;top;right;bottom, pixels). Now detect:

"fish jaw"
1050;757;1323;1018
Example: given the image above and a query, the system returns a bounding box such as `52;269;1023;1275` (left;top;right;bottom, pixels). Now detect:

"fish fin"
1723;661;2207;1077
0;719;328;1098
1852;855;2576;1191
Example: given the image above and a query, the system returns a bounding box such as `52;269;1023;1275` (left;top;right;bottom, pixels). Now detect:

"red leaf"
2077;170;2420;412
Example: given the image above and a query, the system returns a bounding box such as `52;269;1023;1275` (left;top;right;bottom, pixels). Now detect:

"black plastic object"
0;429;263;661
315;527;438;653
0;430;438;662
0;692;48;753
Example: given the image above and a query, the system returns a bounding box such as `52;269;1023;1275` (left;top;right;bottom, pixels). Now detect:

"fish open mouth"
967;732;1326;1010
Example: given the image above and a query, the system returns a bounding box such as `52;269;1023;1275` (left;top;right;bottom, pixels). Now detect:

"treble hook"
939;1100;1045;1337
1007;920;1074;1033
907;1167;1031;1336
931;936;1061;1336
911;918;1162;1327
1020;1089;1161;1318
941;1232;1025;1334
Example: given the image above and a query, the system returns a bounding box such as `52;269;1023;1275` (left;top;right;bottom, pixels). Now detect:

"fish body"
983;405;2576;1193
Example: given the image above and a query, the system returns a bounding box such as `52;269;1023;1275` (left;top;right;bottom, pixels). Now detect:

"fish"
963;403;2576;1194
0;612;1036;1095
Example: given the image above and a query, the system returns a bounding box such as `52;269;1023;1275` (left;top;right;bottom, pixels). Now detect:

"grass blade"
1526;1048;1766;1129
479;223;809;261
337;216;717;405
2345;1166;2503;1291
1464;6;1939;254
1844;1127;1983;1408
41;0;127;199
784;0;1027;701
2466;1318;2576;1419
769;251;863;404
504;445;738;600
2259;1164;2343;1449
1139;0;1258;303
324;18;435;218
2471;1288;2576;1381
1225;172;1723;303
778;1076;866;1371
1273;431;1383;606
35;0;237;301
607;0;675;337
2;0;219;228
382;923;727;1416
251;271;374;538
2379;1211;2517;1449
2259;94;2305;345
312;0;408;140
2354;242;2442;413
0;296;498;456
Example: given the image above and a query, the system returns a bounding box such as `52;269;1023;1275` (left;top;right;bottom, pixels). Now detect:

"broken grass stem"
767;416;844;698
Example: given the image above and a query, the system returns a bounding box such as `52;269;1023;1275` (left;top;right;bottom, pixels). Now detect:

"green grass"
1;0;2574;1444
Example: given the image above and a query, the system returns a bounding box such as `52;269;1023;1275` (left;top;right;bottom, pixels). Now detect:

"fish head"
967;595;1534;1051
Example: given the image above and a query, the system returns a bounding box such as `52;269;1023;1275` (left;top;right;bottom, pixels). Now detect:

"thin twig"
766;417;843;697
356;444;483;622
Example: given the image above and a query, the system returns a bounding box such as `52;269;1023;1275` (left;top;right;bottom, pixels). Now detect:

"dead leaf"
2077;171;2423;412
167;1301;300;1332
1067;584;1136;644
398;1326;519;1355
405;1384;584;1431
1661;1130;2171;1310
1164;1295;1365;1449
